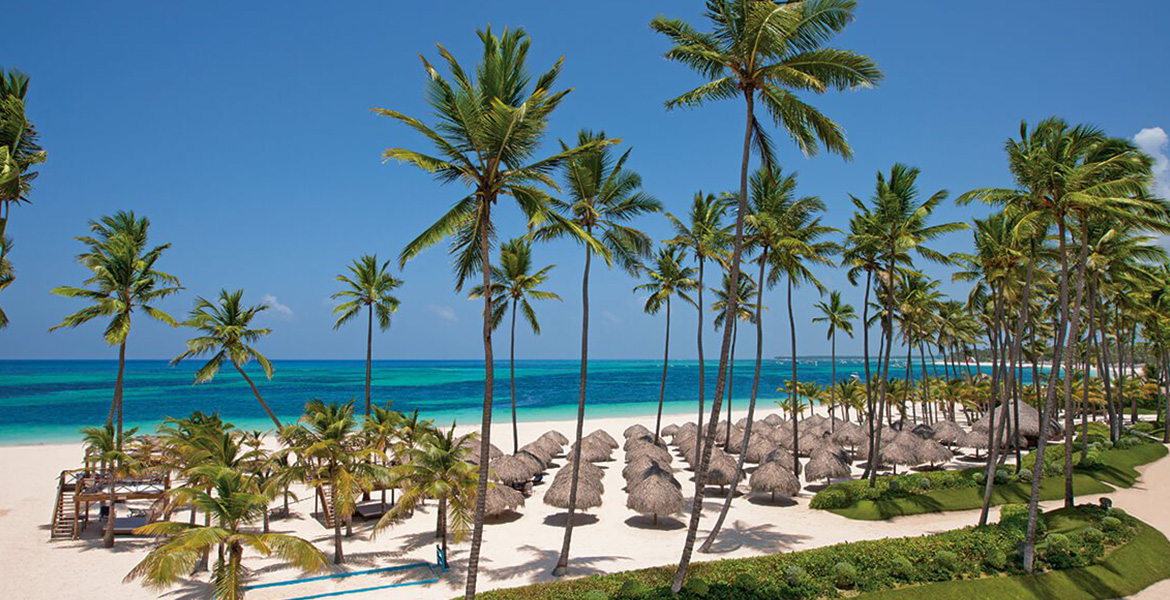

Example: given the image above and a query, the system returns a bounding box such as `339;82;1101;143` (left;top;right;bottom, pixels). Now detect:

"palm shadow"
486;544;630;581
699;520;811;554
542;512;600;527
625;515;686;530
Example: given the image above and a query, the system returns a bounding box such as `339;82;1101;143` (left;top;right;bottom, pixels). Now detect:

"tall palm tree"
652;1;880;588
332;255;403;417
0;236;12;328
381;28;609;598
282;399;386;564
126;467;327;600
172;289;282;428
376;424;478;565
0;66;47;240
51;211;181;443
665;192;731;461
470;238;561;453
81;423;141;547
813;291;855;429
539;129;659;576
634;246;698;444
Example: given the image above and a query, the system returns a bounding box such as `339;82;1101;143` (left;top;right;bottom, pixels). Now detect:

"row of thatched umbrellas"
622;424;685;524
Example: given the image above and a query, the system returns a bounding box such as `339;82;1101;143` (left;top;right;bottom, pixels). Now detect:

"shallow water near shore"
0;357;1013;444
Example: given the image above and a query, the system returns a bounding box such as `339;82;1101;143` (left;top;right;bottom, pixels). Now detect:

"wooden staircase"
50;471;81;540
316;483;336;528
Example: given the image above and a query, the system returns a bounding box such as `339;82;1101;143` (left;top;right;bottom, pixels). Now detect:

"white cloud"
1134;127;1170;199
261;294;294;319
428;304;458;323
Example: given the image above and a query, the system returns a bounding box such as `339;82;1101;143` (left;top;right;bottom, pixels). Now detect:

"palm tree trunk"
553;244;592;576
510;298;519;454
725;319;737;450
830;331;837;432
978;284;1008;526
788;277;800;475
234;363;281;428
102;463;116;547
365;304;374;416
333;478;345;564
861;271;876;480
1063;219;1092;508
463;200;495;600
110;340;127;441
869;254;897;487
694;257;706;467
654;299;672;445
700;255;766;552
671;89;753;595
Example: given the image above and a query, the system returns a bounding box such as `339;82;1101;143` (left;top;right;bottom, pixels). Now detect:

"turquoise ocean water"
0;358;996;445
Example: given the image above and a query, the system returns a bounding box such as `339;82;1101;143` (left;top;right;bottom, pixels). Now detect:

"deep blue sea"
0;357;983;445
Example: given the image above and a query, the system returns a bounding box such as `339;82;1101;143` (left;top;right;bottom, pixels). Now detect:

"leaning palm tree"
712;269;758;449
0;66;48;240
470;238;561;453
332;254;403;417
664;191;731;461
172;289;282;428
634;246;698;444
51;211;181;443
380;27;609;599
813;291;856;429
0;236;12;328
539;129;659;576
376;424;478;565
652;1;880;589
126;467;327;600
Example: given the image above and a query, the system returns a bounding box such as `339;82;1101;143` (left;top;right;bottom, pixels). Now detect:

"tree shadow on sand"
624;515;686;530
699;520;811;554
160;579;213;600
542;512;599;527
484;544;630;581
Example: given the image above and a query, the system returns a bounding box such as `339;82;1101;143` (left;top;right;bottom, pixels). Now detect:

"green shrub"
1082;526;1104;544
994;468;1011;484
983;547;1007;571
1079;450;1104;469
582;589;608;600
1132;422;1155;434
617;580;647;598
1115;435;1144;450
682;577;708;597
890;555;916;580
785;566;810;587
1000;503;1044;535
1102;516;1124;533
1043;533;1079;569
809;487;849;510
833;562;858;589
936;550;959;574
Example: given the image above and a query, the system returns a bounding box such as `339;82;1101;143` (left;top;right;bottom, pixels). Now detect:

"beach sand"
1;406;1166;600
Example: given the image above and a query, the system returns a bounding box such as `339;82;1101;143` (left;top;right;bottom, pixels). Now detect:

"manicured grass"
855;520;1170;600
828;443;1167;521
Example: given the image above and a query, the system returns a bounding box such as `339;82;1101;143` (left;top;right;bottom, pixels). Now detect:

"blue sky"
2;1;1168;361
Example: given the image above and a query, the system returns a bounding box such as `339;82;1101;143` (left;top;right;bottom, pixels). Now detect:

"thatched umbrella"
931;421;966;445
726;427;747;452
673;430;697;450
570;437;614;463
714;421;735;444
491;455;537;486
543;475;603;512
515;450;546;474
465;440;505;465
750;460;801;502
704;451;739;493
586;429;619;450
797;431;829;457
626;441;673;465
541;430;570;446
557;459;605;483
520;443;553;467
762;447;799;474
831;421;867;451
805;450;851;485
769;426;795;449
661;424;680;437
804;414;828;430
878;440;920;474
763;414;785;427
918;438;954;466
624;424;652;439
484;484;525;518
627;474;684;524
623;455;669;483
959;429;991;459
530;435;563;458
623;434;666;452
742;436;775;464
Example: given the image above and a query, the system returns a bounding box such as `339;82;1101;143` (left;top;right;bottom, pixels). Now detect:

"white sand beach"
1;406;1167;600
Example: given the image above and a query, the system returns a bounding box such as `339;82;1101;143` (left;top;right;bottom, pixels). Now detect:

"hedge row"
474;505;1137;600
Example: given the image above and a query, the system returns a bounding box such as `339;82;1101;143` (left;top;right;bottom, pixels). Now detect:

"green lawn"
828;443;1167;521
856;521;1170;600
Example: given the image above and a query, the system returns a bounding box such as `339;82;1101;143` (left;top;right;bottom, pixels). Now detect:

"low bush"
810;469;978;509
833;562;858;589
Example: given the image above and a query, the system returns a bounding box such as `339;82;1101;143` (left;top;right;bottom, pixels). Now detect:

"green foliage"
833;562;858;589
810;469;976;509
983;548;1007;571
1000;503;1044;536
1115;435;1144;449
618;580;648;598
582;590;608;600
682;577;709;597
890;556;916;581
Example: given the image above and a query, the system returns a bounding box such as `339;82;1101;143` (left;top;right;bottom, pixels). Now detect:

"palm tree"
813;291;855;429
126;467;327;600
712;270;758;449
470;238;561;453
381;28;609;598
0;236;12;328
634;246;698;444
172;289;282;428
540;129;659;576
652;1;880;588
51;211;181;443
282;400;386;564
332;255;403;417
0;66;47;240
81;423;141;547
665;192;731;461
376;424;477;565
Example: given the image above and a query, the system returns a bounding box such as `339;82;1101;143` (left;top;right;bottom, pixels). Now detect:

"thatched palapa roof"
750;461;801;500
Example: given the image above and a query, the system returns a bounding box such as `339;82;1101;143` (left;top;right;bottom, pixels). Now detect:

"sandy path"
0;407;1165;600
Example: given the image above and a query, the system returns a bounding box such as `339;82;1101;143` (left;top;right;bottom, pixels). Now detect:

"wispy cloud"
428;304;458;324
602;310;622;326
261;294;294;319
1134;127;1170;199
